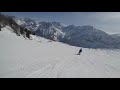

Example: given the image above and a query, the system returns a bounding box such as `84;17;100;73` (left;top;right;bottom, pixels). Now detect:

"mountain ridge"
12;16;120;49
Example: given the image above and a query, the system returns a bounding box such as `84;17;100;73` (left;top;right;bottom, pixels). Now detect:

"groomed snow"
0;26;120;78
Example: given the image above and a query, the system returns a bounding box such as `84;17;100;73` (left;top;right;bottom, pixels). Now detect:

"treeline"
0;13;35;39
20;26;35;39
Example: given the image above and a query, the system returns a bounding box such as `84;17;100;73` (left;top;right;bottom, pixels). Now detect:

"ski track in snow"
1;26;120;78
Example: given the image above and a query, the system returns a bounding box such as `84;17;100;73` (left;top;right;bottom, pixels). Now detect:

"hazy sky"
2;12;120;34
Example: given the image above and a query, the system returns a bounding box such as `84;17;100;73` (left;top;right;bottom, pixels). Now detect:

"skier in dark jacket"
78;48;82;55
0;25;2;31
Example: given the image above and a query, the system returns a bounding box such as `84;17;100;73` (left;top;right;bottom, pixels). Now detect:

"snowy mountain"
13;17;39;31
111;33;120;39
35;21;65;41
62;25;120;49
14;17;65;41
13;17;25;25
1;26;120;78
13;17;120;49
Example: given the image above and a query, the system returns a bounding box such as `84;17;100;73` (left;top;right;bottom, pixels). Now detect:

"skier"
77;48;82;55
0;25;2;31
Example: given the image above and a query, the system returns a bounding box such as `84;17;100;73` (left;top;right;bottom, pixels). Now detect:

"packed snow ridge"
1;26;120;78
14;17;120;49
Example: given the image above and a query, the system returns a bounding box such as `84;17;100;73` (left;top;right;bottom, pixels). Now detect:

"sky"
2;12;120;34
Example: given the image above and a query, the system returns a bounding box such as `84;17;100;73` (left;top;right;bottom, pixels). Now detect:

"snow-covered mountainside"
14;17;120;49
35;21;65;41
1;26;120;78
111;33;120;39
62;25;120;49
14;17;65;41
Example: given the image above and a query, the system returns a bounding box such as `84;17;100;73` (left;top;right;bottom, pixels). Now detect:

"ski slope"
0;26;120;78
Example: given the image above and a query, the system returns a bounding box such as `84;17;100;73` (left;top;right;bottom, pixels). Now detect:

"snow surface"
0;26;120;78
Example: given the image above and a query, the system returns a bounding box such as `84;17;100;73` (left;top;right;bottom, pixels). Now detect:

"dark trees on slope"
20;27;24;35
0;13;21;36
25;28;30;39
0;13;37;40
